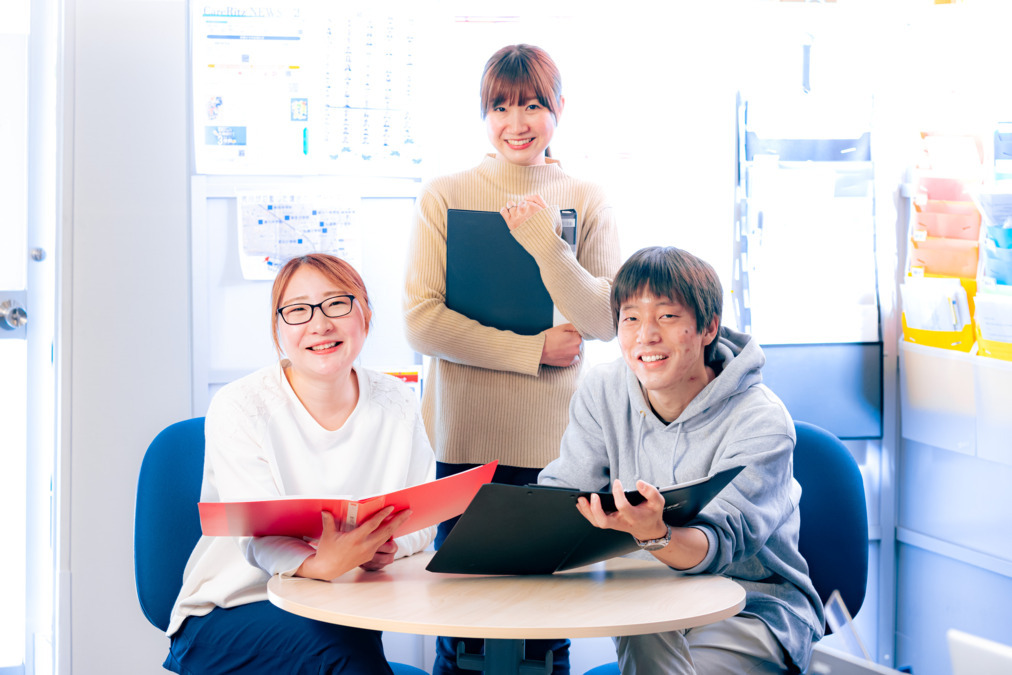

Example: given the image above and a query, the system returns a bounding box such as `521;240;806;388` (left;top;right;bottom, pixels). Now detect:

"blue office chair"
583;421;869;675
793;420;869;619
134;417;206;633
133;417;428;675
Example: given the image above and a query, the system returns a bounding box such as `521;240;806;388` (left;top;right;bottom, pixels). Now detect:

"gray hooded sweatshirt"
539;327;824;673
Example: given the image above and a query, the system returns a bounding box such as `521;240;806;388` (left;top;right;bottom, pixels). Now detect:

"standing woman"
165;254;436;674
404;44;621;674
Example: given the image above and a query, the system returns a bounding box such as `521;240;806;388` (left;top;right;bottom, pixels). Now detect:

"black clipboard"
426;465;744;575
445;208;576;336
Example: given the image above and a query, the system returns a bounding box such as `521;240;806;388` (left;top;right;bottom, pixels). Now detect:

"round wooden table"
268;551;746;674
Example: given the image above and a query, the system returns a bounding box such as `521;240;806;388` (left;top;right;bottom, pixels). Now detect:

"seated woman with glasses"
163;253;436;675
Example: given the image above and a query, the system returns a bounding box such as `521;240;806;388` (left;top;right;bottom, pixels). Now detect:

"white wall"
64;0;190;672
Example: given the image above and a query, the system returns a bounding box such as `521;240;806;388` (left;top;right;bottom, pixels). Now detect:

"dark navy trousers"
431;461;571;675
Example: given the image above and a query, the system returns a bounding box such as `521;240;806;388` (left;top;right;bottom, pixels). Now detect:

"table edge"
267;570;747;640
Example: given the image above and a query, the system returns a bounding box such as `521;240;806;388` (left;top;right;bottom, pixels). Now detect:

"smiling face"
479;45;564;166
485;98;560;166
276;265;368;383
618;288;719;415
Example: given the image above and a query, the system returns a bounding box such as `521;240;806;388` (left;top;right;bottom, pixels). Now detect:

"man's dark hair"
611;246;723;364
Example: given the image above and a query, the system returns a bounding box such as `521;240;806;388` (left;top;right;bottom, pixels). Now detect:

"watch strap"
634;523;672;551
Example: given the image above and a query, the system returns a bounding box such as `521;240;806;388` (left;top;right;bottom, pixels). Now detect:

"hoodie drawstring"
636;411;684;485
634;409;646;480
671;422;683;484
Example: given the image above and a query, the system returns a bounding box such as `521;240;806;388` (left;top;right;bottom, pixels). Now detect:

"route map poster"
236;191;362;280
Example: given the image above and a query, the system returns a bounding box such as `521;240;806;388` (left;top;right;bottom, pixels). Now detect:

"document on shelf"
198;461;497;540
974;291;1012;343
901;276;971;332
985;243;1012;285
972;188;1012;228
426;465;744;575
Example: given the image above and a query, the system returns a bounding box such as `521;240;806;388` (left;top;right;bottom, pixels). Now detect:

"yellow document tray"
902;314;975;352
901;274;977;352
976;324;1012;361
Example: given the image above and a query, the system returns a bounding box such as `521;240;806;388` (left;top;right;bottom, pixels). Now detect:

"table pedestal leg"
482;639;524;675
455;638;553;675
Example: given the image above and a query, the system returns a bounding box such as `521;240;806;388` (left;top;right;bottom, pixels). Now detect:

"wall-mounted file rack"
733;93;882;439
900;129;1012;463
900;134;984;354
901;130;1012;362
971;127;1012;361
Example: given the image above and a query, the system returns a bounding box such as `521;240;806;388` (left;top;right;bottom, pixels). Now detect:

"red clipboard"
199;461;497;540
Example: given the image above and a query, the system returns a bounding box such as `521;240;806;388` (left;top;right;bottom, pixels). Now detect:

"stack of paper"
901;277;971;333
974;286;1012;360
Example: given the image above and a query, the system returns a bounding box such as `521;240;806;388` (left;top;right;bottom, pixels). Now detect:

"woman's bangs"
484;66;556;115
487;76;537;111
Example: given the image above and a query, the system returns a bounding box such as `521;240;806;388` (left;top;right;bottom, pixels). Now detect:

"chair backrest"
134;417;206;632
793;420;869;620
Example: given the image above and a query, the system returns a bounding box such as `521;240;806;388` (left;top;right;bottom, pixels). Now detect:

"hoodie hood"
613;326;785;488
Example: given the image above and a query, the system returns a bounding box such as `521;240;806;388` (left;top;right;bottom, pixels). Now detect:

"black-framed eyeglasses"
277;295;356;325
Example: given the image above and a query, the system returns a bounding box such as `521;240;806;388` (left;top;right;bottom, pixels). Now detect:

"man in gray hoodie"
539;246;824;674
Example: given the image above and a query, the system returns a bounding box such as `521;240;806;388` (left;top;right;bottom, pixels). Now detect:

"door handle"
0;300;28;330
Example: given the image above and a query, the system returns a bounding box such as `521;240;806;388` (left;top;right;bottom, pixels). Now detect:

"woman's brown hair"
480;44;563;121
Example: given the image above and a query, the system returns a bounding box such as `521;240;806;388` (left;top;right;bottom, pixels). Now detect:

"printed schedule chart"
192;4;423;176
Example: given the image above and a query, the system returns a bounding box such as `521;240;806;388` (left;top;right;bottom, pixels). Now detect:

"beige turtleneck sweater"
404;154;620;468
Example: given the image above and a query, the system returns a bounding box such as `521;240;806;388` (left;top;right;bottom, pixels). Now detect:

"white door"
1;1;58;673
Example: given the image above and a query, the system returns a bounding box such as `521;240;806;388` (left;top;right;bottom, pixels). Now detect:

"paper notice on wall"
191;4;424;176
192;5;310;175
236;191;362;280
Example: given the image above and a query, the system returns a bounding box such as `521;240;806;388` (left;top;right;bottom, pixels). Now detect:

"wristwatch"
634;524;672;551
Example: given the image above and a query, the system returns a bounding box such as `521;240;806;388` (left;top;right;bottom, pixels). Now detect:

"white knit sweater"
165;363;436;636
